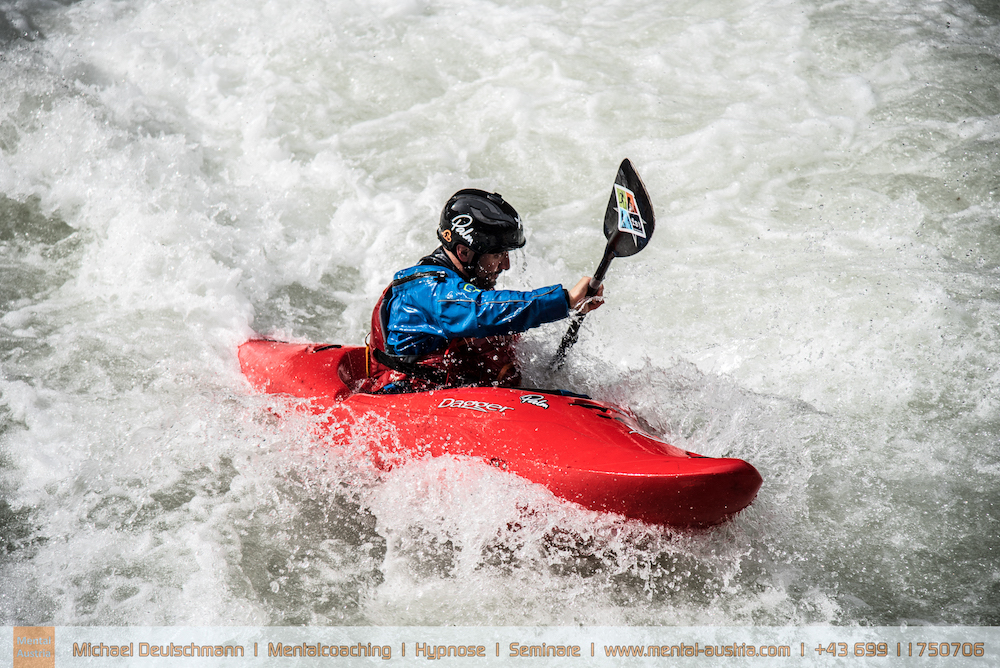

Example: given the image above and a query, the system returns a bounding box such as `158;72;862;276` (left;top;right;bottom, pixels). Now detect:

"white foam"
1;0;998;627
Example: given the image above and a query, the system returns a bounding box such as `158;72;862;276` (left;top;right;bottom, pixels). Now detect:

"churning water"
1;0;999;628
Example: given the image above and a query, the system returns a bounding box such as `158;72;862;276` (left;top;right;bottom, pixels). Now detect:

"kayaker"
361;189;604;393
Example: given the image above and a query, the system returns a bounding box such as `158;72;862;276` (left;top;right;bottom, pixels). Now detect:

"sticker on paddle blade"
614;183;647;240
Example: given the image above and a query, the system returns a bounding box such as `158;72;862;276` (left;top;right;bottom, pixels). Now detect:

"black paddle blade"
603;158;655;257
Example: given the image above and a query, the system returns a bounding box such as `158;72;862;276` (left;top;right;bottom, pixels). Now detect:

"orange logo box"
13;627;55;668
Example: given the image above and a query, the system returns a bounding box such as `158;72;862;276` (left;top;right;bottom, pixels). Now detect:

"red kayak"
238;339;762;527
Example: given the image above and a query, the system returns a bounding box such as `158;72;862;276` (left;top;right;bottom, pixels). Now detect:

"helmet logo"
451;214;475;245
441;229;452;242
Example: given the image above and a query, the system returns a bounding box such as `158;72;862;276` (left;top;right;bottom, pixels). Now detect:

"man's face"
472;251;510;289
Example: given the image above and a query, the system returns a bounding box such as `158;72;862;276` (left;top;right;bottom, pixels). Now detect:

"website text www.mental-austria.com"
601;642;790;658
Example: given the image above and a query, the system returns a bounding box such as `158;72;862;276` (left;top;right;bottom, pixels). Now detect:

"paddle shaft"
551;238;618;370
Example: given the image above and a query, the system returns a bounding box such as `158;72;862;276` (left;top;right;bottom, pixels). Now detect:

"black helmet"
438;189;525;255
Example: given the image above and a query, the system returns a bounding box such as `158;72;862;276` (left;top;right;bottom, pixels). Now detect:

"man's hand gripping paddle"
551;158;655;370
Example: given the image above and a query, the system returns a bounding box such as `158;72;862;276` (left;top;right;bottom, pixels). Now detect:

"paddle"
551;158;655;370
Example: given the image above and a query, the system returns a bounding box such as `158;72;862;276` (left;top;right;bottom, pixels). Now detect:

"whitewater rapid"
1;0;999;628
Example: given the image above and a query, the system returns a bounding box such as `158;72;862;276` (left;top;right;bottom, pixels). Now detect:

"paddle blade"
603;158;655;257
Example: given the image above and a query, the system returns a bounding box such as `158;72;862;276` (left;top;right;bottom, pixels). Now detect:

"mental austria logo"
614;184;647;240
14;627;55;668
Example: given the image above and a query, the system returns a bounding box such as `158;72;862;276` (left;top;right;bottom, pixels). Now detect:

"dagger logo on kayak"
614;184;647;242
438;397;514;413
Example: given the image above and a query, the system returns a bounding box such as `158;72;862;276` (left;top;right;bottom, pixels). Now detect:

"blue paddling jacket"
367;247;571;390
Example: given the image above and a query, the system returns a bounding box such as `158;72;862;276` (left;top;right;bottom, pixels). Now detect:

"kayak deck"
238;339;762;527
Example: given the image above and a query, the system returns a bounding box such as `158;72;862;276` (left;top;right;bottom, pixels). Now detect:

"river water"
1;0;998;627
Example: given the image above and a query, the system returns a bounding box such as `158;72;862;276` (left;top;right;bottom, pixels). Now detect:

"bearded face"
470;251;510;290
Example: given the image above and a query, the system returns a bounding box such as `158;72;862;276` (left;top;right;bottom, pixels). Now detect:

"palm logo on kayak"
438;397;514;413
614;184;647;241
519;394;549;409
